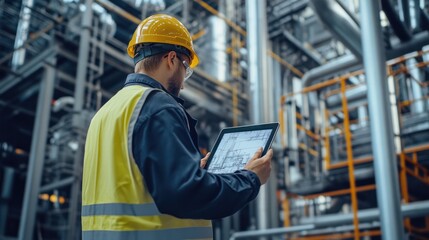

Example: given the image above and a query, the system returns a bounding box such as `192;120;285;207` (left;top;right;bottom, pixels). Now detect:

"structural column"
18;57;56;240
68;0;93;239
360;1;405;239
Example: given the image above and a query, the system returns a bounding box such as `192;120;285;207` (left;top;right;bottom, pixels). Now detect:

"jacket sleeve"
132;106;261;220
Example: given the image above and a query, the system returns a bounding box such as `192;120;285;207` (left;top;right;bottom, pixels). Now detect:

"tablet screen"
205;123;279;174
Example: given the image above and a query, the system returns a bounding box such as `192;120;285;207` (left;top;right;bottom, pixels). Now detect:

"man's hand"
244;148;273;185
200;152;211;168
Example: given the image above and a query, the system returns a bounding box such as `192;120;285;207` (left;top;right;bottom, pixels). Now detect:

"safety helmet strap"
134;43;191;65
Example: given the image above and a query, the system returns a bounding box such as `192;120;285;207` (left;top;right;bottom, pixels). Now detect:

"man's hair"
133;43;191;73
133;44;167;73
134;53;165;73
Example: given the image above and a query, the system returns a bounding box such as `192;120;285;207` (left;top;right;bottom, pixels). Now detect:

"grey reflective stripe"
128;87;160;163
82;227;213;240
81;202;160;216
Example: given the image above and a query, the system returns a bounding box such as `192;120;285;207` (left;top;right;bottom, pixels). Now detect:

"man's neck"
136;70;169;91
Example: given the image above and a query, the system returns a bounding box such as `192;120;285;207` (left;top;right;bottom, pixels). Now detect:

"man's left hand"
200;152;211;168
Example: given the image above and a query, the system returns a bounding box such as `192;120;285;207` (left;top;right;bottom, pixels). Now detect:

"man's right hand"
244;147;273;185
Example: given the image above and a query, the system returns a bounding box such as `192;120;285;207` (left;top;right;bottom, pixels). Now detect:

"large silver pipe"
302;54;360;88
11;0;34;70
201;15;228;82
386;31;429;59
229;224;316;240
310;0;362;60
246;0;274;233
18;57;56;240
301;17;429;91
360;1;404;239
300;200;429;227
326;85;367;109
230;200;429;239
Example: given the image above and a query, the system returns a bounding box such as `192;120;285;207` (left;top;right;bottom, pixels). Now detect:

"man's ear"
166;51;177;69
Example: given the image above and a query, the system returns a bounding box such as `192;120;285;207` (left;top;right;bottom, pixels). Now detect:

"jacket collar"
124;73;185;105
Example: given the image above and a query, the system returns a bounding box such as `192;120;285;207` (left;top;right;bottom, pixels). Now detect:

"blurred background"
0;0;429;239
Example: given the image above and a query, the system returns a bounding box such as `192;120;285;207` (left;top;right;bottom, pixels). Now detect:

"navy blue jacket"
126;73;261;220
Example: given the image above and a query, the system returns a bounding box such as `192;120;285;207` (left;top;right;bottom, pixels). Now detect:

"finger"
200;152;210;168
265;149;273;158
249;147;263;162
202;152;211;161
200;159;207;168
263;149;274;162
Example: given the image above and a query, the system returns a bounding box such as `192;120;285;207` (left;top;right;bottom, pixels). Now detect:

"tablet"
204;122;279;174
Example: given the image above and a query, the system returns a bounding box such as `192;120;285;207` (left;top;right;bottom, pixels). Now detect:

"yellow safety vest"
81;85;212;240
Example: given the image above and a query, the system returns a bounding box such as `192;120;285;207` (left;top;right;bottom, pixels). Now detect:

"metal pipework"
360;0;404;238
381;0;412;42
310;0;362;60
230;200;429;239
300;200;429;227
246;0;275;233
229;224;315;240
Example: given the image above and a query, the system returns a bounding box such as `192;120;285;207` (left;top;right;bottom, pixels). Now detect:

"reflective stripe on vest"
82;85;212;239
81;202;160;216
82;227;213;240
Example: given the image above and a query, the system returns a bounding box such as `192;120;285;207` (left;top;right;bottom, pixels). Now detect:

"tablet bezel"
204;122;279;173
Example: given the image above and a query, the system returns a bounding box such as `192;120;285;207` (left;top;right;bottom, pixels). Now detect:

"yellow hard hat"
127;14;199;68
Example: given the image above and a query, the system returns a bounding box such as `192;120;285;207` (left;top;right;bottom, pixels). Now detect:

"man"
81;14;273;240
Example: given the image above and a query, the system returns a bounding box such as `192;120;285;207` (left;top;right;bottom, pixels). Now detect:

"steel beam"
310;0;362;60
398;0;411;30
18;57;56;240
0;45;56;95
360;1;404;238
381;0;412;42
11;0;34;70
39;176;75;193
282;30;322;65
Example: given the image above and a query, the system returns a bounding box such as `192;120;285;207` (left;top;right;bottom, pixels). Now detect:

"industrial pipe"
310;0;362;60
360;0;404;238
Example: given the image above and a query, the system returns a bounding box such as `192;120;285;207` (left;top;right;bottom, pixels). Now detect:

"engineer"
81;14;273;239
